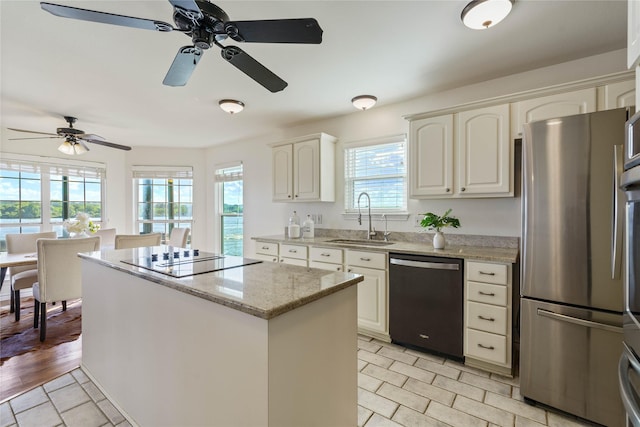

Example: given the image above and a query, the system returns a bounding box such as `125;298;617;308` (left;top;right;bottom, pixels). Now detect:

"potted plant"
419;209;461;249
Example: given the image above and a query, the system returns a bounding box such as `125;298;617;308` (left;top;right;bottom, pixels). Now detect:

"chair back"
168;227;190;248
114;233;162;249
6;232;57;275
94;228;116;248
36;236;100;303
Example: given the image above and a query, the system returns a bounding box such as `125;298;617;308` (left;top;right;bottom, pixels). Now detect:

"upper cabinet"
271;133;337;202
457;104;512;196
511;88;596;139
409;105;512;199
629;0;640;69
601;80;636;110
409;114;454;197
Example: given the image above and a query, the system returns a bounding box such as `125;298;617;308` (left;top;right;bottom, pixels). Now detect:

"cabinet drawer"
467;261;508;285
253;253;279;263
279;244;308;260
280;257;308;267
465;329;507;365
255;241;278;256
309;260;343;272
467;281;507;306
310;246;343;264
346;250;386;270
467;301;507;335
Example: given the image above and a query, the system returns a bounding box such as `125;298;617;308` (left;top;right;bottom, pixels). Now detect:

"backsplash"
306;228;519;249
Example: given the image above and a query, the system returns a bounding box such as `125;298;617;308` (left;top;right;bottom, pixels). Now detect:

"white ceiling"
0;0;627;150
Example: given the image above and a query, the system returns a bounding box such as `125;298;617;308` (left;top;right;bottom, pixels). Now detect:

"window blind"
0;154;106;178
131;165;193;179
214;162;243;182
344;135;406;211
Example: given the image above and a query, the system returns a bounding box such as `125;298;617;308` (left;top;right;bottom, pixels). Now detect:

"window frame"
215;162;243;256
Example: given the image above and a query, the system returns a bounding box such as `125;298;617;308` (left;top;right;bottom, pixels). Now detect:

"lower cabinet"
279;243;308;267
464;260;513;376
253;241;279;263
346;250;389;341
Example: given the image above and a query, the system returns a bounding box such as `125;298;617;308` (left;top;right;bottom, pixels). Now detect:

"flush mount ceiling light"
351;95;377;111
58;138;89;155
219;99;245;114
461;0;514;30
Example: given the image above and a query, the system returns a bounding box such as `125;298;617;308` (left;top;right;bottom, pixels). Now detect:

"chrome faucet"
357;192;376;240
382;214;391;242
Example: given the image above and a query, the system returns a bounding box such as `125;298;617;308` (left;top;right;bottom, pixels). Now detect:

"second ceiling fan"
40;0;324;92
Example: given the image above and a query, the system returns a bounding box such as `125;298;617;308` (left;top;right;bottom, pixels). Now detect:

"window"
133;166;193;242
0;155;106;250
215;163;243;256
344;135;407;212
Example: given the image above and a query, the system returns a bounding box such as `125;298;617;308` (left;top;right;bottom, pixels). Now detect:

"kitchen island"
78;247;363;427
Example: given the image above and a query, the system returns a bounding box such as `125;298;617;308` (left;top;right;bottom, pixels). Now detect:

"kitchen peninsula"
78;247;363;427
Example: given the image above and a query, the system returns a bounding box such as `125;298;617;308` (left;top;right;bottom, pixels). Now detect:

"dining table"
0;252;37;291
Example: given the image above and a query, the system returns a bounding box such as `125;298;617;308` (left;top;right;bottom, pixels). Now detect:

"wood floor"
0;307;82;402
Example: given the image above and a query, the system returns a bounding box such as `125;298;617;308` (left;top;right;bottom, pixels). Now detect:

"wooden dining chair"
114;233;162;249
168;227;190;248
33;236;100;341
6;231;57;321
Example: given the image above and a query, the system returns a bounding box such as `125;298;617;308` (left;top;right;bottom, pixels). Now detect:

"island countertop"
78;246;363;320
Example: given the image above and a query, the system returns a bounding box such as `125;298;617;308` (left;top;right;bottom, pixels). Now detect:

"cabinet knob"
288;195;291;198
347;268;352;272
461;187;466;192
445;188;450;192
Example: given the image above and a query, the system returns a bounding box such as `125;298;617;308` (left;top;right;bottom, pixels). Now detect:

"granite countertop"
252;234;519;264
79;247;363;320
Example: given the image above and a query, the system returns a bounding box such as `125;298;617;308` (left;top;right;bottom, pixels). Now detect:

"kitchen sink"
326;239;394;246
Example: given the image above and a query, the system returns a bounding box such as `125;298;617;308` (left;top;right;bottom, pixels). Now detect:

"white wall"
1;49;630;254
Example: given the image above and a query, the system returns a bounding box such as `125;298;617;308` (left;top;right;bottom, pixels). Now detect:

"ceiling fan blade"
80;137;132;151
40;2;175;32
8;136;61;141
8;127;58;136
77;133;105;141
221;46;287;93
163;46;203;87
169;0;203;20
227;19;323;44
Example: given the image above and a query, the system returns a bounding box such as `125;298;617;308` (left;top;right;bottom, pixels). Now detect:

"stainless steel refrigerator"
521;108;627;427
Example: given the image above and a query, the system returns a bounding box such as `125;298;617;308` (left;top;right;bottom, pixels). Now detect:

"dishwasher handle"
390;258;459;271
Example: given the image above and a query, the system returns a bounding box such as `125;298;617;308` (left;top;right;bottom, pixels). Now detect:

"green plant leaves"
419;209;461;232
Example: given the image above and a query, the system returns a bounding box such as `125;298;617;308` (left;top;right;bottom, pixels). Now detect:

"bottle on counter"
288;211;300;239
302;214;315;238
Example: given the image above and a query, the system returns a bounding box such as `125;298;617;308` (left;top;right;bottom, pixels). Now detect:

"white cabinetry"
629;0;640;69
271;133;337;202
309;246;343;271
601;80;636;110
254;241;279;263
346;250;388;340
279;243;308;267
464;260;513;377
457;104;512;196
511;88;596;138
409;105;511;198
409;114;454;197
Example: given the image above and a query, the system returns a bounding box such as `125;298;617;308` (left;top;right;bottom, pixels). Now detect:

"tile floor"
1;336;595;427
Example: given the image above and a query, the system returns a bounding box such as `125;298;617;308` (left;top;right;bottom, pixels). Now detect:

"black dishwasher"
389;253;463;359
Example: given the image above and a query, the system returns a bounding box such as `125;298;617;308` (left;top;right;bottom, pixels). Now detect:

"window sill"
341;212;411;221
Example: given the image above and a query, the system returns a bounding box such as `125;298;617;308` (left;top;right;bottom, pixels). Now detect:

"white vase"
433;231;445;249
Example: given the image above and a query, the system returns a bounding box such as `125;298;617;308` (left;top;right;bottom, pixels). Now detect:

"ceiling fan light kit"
219;99;245;114
461;0;514;30
40;0;324;92
351;95;377;111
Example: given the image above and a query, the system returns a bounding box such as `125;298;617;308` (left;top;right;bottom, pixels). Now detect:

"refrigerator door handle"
619;345;640;427
612;144;624;279
537;308;622;333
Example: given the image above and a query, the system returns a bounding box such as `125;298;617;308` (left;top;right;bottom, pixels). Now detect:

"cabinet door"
629;0;640;68
602;80;635;110
348;265;387;335
272;144;293;201
293;139;320;201
409;115;454;197
512;88;596;138
457;104;512;196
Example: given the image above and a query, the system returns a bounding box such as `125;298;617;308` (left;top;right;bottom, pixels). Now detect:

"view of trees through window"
136;178;193;242
218;164;243;256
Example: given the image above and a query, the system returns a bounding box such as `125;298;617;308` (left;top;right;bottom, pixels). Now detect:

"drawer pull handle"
360;257;371;261
289;249;297;253
321;253;331;257
419;334;429;339
478;315;495;322
479;271;496;276
478;291;495;296
478;343;495;350
261;246;269;250
336;267;341;271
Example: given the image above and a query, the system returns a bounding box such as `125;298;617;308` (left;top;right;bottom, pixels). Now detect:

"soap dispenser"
288;211;300;239
302;214;315;238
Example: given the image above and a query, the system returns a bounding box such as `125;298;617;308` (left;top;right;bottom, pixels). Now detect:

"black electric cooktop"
120;249;262;278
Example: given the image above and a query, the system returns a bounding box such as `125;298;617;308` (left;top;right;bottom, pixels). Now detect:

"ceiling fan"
8;116;132;155
40;0;324;92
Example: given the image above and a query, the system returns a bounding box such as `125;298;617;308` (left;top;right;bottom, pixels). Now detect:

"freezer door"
521;298;624;426
619;342;640;427
522;109;625;311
